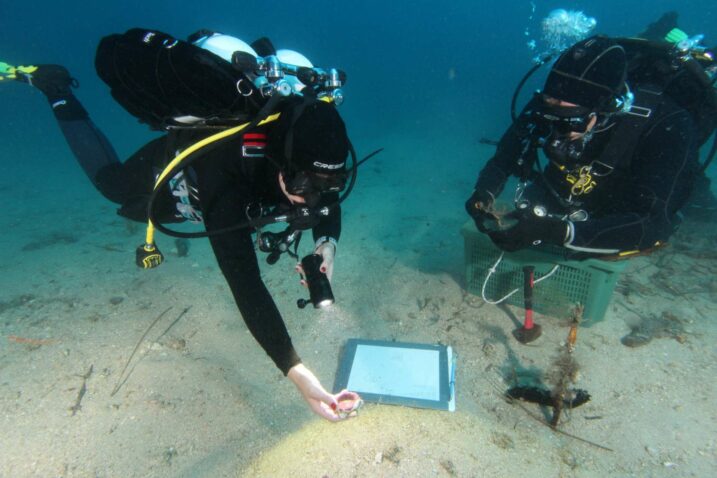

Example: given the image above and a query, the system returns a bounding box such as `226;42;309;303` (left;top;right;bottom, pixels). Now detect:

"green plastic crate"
461;222;628;325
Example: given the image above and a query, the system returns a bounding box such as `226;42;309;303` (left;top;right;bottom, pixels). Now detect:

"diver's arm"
312;192;341;243
209;224;302;374
310;192;341;280
467;120;532;229
473;100;541;198
287;364;341;421
474;127;522;197
193;147;301;375
197;157;357;420
468;100;541;229
566;111;698;253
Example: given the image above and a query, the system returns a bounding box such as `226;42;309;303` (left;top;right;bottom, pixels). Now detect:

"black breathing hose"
511;55;553;122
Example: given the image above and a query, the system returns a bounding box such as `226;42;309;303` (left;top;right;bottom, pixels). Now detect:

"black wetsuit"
47;93;340;375
475;92;699;255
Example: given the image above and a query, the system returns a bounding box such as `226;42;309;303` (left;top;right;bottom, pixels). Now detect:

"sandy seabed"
1;143;716;478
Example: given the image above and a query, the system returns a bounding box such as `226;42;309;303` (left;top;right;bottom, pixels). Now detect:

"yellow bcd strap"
142;112;283;247
138;95;337;266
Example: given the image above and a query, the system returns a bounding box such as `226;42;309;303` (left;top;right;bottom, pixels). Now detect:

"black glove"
487;208;568;252
465;189;497;232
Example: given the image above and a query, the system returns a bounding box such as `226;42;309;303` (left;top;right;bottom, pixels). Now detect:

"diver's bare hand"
314;240;336;281
295;240;336;287
287;364;359;421
332;389;363;419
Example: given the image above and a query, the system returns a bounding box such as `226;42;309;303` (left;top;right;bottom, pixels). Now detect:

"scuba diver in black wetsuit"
465;32;717;257
7;28;362;421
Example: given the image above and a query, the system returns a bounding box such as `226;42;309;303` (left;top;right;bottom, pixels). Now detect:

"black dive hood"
508;36;717;172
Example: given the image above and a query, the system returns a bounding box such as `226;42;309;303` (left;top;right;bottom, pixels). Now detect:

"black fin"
638;11;678;41
251;37;276;56
232;51;258;73
187;29;216;44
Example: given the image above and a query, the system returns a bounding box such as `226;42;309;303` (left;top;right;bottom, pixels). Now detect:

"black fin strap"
186;29;216;43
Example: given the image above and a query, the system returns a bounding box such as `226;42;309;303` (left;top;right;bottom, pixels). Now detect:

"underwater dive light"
297;253;334;309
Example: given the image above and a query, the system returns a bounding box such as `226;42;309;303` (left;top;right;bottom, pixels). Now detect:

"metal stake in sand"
513;265;542;343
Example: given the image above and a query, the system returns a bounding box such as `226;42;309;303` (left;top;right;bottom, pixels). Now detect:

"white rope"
481;252;561;304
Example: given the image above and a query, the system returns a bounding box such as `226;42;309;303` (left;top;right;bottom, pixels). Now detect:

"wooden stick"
70;365;94;416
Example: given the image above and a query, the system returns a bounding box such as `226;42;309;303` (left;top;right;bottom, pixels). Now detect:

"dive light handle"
299;253;334;309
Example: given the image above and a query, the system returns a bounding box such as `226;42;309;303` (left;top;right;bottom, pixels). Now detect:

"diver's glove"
15;64;76;99
465;189;497;232
487;207;569;252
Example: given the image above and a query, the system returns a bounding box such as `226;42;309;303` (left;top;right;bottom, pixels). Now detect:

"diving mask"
534;104;596;135
287;170;347;200
533;97;597;163
532;93;597;135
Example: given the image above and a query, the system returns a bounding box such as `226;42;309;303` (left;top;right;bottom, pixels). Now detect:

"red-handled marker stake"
513;265;542;343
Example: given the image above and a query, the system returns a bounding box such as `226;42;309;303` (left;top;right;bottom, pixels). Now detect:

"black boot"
18;64;87;120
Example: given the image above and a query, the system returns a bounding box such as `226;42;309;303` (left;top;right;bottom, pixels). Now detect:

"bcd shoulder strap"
593;86;666;173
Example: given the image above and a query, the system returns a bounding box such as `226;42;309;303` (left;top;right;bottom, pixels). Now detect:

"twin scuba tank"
95;28;346;130
192;32;346;105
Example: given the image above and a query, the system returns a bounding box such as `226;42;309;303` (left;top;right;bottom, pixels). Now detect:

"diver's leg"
14;65;181;224
17;65;124;202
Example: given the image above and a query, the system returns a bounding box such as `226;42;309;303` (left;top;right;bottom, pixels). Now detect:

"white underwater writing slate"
334;339;455;411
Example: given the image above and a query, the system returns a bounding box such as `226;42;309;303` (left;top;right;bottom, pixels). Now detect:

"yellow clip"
141;253;163;269
565;165;596;196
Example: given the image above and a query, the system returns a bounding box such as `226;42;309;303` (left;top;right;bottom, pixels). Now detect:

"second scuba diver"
466;33;716;257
